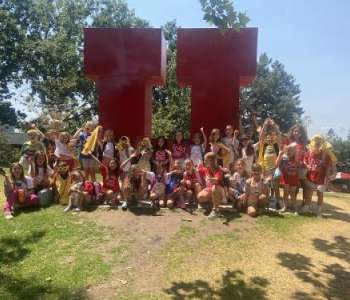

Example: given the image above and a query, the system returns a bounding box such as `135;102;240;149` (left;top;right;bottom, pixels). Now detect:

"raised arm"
200;127;208;149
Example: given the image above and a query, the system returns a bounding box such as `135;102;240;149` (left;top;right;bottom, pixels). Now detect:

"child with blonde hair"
244;164;269;217
302;135;337;217
19;127;46;170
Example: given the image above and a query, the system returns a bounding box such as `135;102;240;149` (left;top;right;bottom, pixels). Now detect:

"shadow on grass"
277;235;350;299
321;202;350;223
0;230;90;299
0;230;45;264
164;270;270;300
313;235;350;264
0;272;88;300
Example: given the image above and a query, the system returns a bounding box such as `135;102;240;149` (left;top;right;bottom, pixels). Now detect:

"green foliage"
0;131;21;167
240;53;304;134
0;0;148;129
0;205;114;299
199;0;249;30
326;129;350;172
0;101;26;127
152;20;191;138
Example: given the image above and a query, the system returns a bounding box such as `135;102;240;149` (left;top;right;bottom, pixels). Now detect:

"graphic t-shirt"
280;158;299;186
304;151;331;185
172;143;187;160
263;144;278;172
190;144;205;167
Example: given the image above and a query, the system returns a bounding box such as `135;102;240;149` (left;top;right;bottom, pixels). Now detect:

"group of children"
1;118;337;220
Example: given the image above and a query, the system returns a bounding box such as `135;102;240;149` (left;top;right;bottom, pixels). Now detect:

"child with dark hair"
171;131;189;167
153;136;171;174
2;163;39;219
29;150;54;206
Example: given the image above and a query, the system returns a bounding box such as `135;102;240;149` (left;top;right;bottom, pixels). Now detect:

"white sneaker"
4;213;13;220
208;210;218;219
63;206;71;212
316;206;323;218
299;205;311;214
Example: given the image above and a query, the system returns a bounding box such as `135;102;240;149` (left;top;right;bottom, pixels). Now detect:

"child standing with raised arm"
209;129;231;168
222;126;240;166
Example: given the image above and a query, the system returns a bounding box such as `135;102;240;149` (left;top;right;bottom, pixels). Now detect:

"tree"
153;0;250;138
326;129;350;172
0;8;25;99
240;53;304;134
0;0;148;129
199;0;249;30
0;101;26;127
152;20;191;138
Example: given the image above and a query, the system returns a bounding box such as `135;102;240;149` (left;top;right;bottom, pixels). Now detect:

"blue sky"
11;0;349;138
127;0;350;138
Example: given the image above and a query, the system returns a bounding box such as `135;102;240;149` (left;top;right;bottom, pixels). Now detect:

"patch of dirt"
82;208;253;299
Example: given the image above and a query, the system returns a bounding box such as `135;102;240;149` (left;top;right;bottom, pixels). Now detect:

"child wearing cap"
19;127;46;170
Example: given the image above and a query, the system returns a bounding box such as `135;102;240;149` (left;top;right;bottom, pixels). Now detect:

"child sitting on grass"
100;159;121;206
2;163;39;219
163;160;184;209
29;150;54;206
181;159;202;207
244;164;269;217
227;159;248;211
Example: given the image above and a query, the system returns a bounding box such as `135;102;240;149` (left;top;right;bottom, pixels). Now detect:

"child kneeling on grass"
244;164;269;217
2;163;39;219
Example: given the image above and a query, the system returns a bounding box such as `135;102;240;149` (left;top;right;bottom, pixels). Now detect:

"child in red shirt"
181;159;202;206
302;135;337;217
100;159;120;206
276;143;299;213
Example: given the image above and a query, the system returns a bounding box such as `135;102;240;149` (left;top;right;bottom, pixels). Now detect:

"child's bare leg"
316;191;324;217
212;185;224;212
247;194;258;217
185;190;193;203
289;187;297;210
282;186;289;211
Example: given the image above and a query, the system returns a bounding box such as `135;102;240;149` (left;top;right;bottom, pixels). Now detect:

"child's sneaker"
316;205;323;218
74;207;81;212
121;201;128;211
4;213;13;220
208;210;221;219
64;205;71;212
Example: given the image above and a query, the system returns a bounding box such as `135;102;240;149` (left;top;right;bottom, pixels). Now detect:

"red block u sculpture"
177;28;258;134
84;28;166;141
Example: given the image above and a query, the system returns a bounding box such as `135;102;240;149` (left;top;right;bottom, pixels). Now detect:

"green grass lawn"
0;169;349;300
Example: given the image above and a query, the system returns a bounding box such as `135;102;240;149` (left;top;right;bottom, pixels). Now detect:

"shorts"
81;158;96;169
298;168;308;180
307;181;326;193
